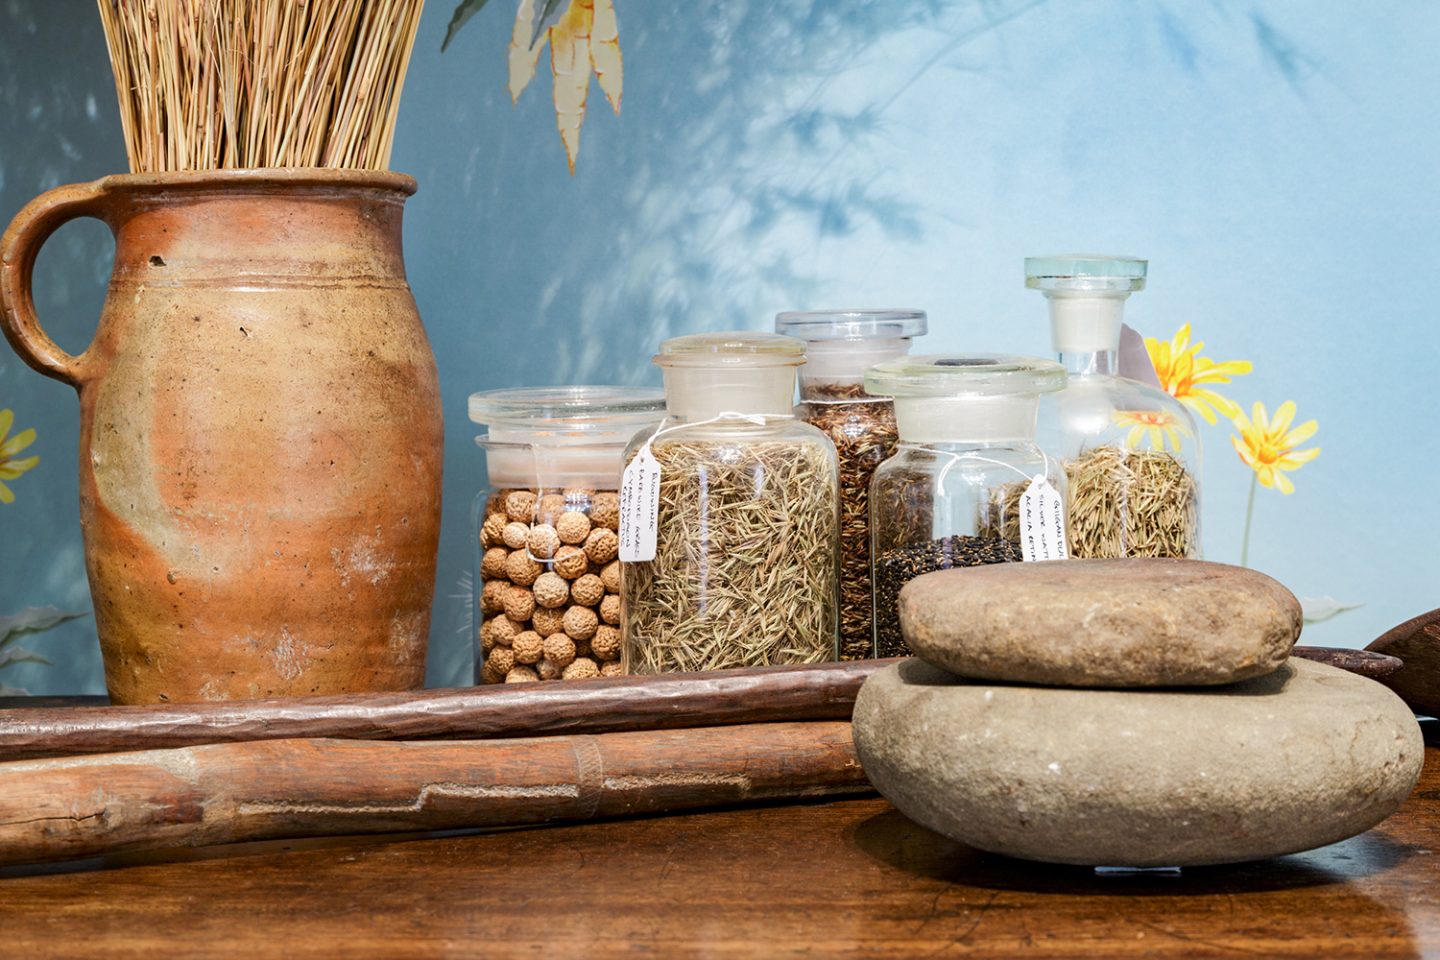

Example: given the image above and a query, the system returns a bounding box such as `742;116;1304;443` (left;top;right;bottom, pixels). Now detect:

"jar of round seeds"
471;386;666;684
867;355;1067;658
1026;255;1203;559
620;332;840;673
775;309;928;661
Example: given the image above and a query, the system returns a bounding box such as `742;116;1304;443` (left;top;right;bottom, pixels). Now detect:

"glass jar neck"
798;338;911;394
1045;290;1129;356
893;395;1040;444
662;365;798;421
1059;349;1119;377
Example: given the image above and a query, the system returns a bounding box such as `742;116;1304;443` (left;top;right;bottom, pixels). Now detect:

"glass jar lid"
655;331;806;368
1025;255;1147;293
774;309;928;341
468;386;665;433
865;354;1066;399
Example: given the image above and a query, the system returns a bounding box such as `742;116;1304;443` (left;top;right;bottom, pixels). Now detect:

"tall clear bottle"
775;309;928;661
621;332;840;673
1026;255;1202;558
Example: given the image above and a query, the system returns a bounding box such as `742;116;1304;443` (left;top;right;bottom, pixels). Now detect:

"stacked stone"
853;558;1425;867
478;488;624;684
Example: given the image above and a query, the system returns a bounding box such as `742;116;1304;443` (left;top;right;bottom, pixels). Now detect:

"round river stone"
853;657;1424;867
899;558;1302;687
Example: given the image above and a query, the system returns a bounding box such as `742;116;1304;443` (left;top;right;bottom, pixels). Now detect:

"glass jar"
774;309;928;661
867;355;1068;658
471;386;666;684
621;332;840;673
1026;255;1202;559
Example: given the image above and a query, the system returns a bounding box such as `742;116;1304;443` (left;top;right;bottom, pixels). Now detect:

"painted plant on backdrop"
445;0;623;173
1137;325;1342;624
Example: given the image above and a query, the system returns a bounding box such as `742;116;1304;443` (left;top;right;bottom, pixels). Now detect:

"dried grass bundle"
96;0;425;172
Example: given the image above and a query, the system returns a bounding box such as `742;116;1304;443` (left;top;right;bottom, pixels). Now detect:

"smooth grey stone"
899;558;1301;687
853;657;1424;867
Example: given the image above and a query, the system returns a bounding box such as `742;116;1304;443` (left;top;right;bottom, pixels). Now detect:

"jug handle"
0;180;109;388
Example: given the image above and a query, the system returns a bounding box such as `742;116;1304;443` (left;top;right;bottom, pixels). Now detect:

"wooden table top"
1;743;1436;958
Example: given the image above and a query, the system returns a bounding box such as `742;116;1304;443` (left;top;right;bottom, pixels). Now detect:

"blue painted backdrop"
2;1;1437;693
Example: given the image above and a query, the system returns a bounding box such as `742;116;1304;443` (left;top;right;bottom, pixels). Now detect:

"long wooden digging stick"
0;660;892;762
0;721;867;866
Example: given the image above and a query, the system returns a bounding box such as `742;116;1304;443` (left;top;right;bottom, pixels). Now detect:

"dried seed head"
533;572;570;609
480;578;508;614
589;492;620;531
599;594;621;626
599;560;621;593
481;513;508;549
486;646;516;675
504;665;540;683
504;549;542;587
584;527;619;564
505;490;537;523
563;605;599;640
502;521;530;550
542;633;577;668
556;510;592;545
481;547;509;579
590;624;621;661
487;615;520;646
531;606;567;637
502;585;536;623
512;630;544;664
537;493;567;525
570;573;605;607
553;544;589;579
562;657;600;680
527;523;561;559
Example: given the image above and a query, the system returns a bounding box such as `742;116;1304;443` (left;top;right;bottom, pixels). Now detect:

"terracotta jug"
0;169;442;704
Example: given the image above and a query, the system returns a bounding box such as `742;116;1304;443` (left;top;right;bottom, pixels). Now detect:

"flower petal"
0;455;38;479
0;427;36;459
0;481;12;504
1271;400;1297;436
0;409;11;445
1282;419;1318;448
1275;471;1295;495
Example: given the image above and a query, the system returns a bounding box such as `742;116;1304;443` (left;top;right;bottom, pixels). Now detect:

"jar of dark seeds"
867;355;1068;658
621;332;840;673
471;386;666;684
1026;256;1202;558
774;309;927;660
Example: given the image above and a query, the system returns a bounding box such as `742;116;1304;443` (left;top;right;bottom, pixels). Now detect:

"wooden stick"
1366;607;1440;717
0;660;892;762
0;721;867;866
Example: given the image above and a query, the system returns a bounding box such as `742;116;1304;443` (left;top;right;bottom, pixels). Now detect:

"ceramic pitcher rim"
87;167;417;197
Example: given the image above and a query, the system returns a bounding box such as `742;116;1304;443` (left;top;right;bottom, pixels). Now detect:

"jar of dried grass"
1026;256;1203;559
620;332;840;674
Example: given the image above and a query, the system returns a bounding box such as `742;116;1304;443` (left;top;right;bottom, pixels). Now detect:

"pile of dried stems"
96;0;425;172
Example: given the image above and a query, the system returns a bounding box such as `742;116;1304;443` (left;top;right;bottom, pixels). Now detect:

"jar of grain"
471;386;666;684
620;332;840;673
774;309;928;661
867;355;1067;658
1026;256;1203;559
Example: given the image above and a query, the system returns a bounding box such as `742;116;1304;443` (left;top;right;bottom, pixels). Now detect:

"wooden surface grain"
0;745;1434;958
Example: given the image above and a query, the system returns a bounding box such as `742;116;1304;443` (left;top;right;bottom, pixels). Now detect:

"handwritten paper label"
1019;475;1068;562
619;445;662;562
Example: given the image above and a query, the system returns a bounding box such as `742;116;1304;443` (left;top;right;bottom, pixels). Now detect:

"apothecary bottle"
867;355;1067;658
621;332;840;673
471;386;666;684
774;309;927;661
1026;256;1202;559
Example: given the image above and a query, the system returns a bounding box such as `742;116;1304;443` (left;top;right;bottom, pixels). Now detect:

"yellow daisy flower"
1146;324;1254;424
1230;400;1319;495
0;409;40;505
1113;408;1191;453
